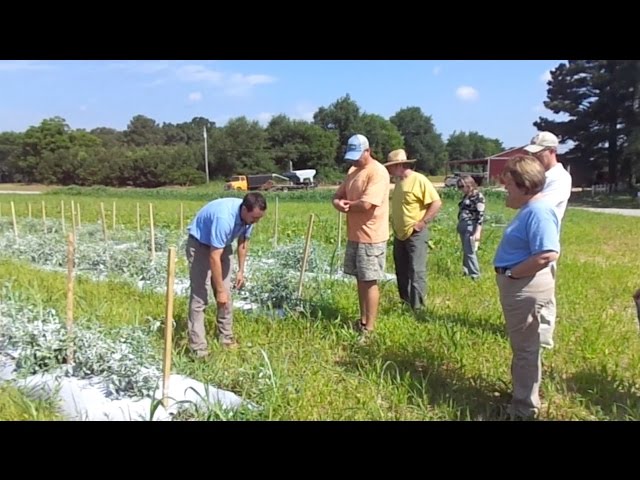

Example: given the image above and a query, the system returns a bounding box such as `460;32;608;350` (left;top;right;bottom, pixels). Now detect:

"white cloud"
540;70;552;83
433;66;442;75
188;91;203;102
176;65;224;84
230;73;275;87
223;73;277;96
176;65;276;96
106;60;276;96
297;110;315;122
0;60;55;72
108;61;276;95
255;112;274;125
532;104;545;113
213;115;232;127
455;86;479;101
143;78;169;87
107;61;170;74
107;61;172;87
291;102;316;122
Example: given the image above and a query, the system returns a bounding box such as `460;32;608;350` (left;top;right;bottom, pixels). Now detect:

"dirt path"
0;191;43;195
0;183;53;194
573;207;640;217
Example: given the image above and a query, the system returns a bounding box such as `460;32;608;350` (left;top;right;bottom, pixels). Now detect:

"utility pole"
203;126;209;183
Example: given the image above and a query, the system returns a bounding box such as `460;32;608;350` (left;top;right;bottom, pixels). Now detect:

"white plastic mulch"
1;354;254;421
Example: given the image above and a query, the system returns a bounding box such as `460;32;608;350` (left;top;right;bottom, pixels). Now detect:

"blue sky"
0;60;565;149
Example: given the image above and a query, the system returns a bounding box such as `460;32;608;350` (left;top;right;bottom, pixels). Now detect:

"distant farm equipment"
224;168;317;192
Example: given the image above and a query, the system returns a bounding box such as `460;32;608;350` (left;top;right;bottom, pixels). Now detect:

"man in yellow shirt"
332;134;390;338
385;149;442;311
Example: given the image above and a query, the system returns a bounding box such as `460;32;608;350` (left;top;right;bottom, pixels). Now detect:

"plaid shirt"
458;191;485;225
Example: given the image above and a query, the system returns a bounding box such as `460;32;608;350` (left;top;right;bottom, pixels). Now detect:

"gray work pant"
393;228;428;310
185;236;233;352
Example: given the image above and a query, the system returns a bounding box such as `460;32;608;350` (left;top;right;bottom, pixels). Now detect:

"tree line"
536;60;640;186
0;95;503;187
1;60;638;188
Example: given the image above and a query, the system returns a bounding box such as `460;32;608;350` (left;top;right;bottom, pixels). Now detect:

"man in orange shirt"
332;134;390;339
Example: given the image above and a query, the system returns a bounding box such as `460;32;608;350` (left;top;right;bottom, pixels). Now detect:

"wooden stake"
28;202;32;219
162;247;177;409
10;201;18;241
149;203;156;260
61;200;66;234
297;214;315;297
41;201;47;234
273;197;279;247
112;201;116;231
136;202;141;234
100;202;108;241
634;289;640;329
71;200;77;238
77;203;81;228
66;232;75;365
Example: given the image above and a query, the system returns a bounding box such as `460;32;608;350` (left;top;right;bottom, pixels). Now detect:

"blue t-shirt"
493;200;560;268
187;198;253;248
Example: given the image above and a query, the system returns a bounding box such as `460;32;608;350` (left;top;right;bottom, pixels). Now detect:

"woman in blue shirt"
493;156;560;420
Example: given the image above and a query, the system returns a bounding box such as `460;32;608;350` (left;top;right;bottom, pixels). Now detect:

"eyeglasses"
457;184;464;189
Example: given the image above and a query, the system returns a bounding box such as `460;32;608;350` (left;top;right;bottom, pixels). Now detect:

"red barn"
446;147;530;185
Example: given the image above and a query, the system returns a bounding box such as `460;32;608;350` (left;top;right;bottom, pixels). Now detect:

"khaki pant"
186;236;234;353
538;262;557;348
496;268;555;418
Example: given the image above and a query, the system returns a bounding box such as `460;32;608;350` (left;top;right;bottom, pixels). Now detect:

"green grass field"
1;185;639;420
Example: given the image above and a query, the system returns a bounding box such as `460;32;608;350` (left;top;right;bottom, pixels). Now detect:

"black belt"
189;234;208;247
494;267;510;274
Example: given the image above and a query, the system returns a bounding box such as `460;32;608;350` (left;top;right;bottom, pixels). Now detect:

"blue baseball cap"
344;134;370;161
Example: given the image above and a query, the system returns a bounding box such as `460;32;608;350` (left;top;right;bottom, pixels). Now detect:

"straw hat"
384;149;417;168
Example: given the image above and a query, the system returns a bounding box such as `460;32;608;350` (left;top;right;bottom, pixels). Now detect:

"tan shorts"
344;241;387;281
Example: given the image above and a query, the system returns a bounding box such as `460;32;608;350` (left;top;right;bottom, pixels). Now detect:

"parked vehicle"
224;169;317;192
444;172;486;187
444;174;460;188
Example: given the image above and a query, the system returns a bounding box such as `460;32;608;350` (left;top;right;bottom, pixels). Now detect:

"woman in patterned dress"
456;175;485;280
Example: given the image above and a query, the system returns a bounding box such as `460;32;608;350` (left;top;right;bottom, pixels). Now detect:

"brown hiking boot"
220;336;239;350
192;349;210;359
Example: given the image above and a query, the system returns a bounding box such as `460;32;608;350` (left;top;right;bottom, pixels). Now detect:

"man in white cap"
384;149;442;310
523;131;572;348
332;134;390;340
